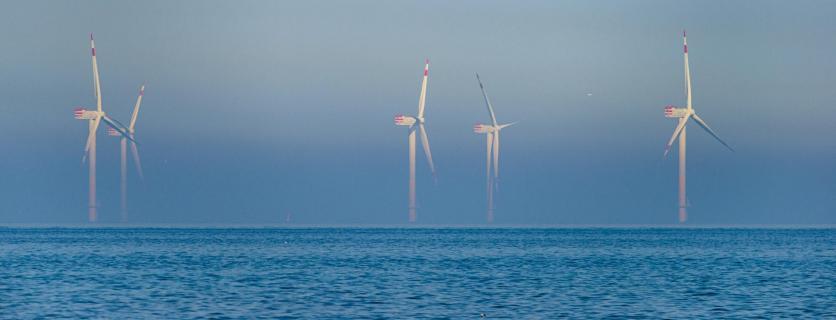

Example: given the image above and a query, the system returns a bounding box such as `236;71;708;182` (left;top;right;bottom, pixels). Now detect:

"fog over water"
0;1;834;224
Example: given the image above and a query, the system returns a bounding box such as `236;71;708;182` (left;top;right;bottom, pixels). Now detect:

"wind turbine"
107;84;145;222
73;33;136;222
394;60;436;222
473;74;516;223
663;30;733;223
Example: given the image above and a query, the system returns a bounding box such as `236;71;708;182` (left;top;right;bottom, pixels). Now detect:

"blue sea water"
0;227;833;319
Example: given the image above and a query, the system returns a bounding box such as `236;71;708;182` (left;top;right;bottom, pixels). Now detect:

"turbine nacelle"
473;123;496;134
74;107;101;120
664;105;689;118
394;114;416;126
107;127;126;136
108;126;134;137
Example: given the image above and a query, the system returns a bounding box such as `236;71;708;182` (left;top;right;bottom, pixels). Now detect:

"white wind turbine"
394;60;436;222
663;30;733;223
473;74;516;223
73;33;137;222
107;84;145;222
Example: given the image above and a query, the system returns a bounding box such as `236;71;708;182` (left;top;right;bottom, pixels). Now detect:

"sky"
0;0;834;224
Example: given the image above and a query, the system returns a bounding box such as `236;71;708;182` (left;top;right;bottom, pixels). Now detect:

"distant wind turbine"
473;74;516;223
663;30;733;223
73;33;137;222
107;84;145;222
394;60;436;222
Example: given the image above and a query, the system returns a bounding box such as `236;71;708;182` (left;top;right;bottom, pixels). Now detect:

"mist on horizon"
0;0;834;224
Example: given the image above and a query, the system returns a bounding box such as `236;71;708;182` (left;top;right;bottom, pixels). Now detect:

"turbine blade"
90;33;102;112
107;115;130;132
83;117;102;162
418;123;437;182
664;115;690;157
498;121;518;130
691;113;734;152
476;73;499;126
130;140;144;180
129;83;144;131
417;59;429;119
101;115;138;144
683;30;692;110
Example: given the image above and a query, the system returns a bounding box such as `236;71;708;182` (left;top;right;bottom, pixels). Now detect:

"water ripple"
0;227;833;318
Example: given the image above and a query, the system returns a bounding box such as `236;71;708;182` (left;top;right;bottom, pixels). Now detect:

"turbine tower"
394;60;436;222
473;74;516;223
107;84;145;222
73;33;136;222
663;30;733;223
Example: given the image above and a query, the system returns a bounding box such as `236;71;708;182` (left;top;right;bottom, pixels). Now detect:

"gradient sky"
0;0;834;224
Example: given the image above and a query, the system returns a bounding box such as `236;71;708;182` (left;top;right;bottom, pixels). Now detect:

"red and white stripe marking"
90;33;96;56
74;107;86;119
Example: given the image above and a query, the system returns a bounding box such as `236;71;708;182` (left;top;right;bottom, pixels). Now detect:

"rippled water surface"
0;227;833;318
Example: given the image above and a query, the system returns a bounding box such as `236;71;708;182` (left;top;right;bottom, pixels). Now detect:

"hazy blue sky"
0;0;834;224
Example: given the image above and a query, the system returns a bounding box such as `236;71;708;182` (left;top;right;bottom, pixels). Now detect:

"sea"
0;227;833;319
